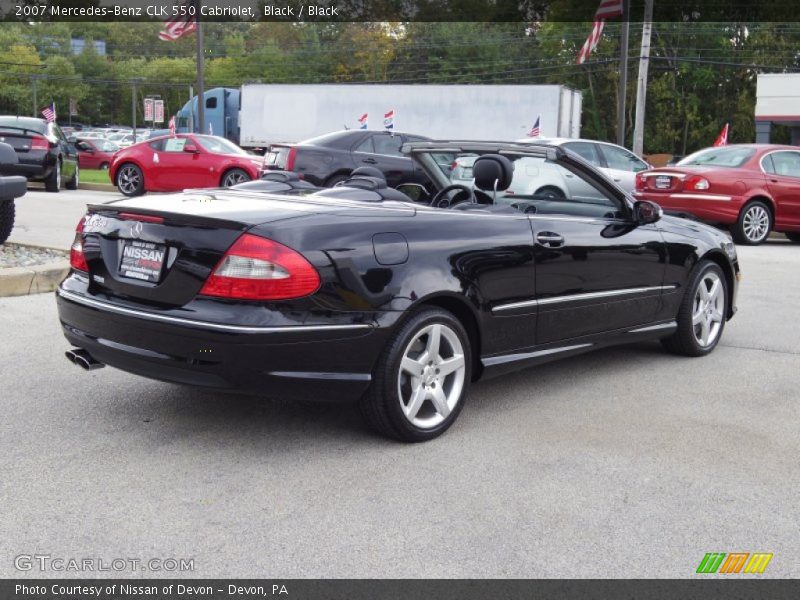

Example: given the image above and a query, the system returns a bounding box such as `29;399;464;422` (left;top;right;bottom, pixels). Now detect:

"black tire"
360;308;472;442
44;159;61;193
65;163;79;190
534;185;566;200
0;200;14;244
325;173;350;188
220;168;251;187
115;163;145;197
99;162;110;170
732;200;772;245
785;232;800;243
661;260;728;357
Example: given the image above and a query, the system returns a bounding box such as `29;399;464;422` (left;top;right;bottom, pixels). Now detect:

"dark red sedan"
75;138;119;170
109;134;261;197
635;144;800;244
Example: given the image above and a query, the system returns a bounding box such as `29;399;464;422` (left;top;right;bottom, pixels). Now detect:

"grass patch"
81;169;113;185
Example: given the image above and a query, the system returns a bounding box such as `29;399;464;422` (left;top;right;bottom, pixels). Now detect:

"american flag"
158;0;197;42
577;0;624;65
527;115;541;138
383;110;394;130
358;113;368;129
41;102;56;123
168;115;176;136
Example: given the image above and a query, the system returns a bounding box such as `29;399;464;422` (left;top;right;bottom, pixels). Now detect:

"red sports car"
635;144;800;245
75;138;119;170
109;134;261;197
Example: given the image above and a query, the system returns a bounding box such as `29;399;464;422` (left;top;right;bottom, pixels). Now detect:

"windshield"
98;140;119;152
678;147;756;168
0;117;46;134
299;130;352;147
195;135;248;155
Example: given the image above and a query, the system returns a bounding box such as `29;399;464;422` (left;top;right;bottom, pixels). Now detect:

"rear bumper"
56;285;388;403
635;192;744;225
2;162;52;181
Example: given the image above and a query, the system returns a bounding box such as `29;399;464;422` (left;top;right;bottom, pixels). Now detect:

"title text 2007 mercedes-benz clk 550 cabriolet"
57;141;740;442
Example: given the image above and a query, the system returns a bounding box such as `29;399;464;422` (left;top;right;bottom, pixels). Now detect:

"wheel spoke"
437;354;464;377
401;357;424;377
700;316;711;346
426;325;441;360
430;386;450;418
708;279;721;302
404;385;427;420
711;307;724;323
698;283;710;302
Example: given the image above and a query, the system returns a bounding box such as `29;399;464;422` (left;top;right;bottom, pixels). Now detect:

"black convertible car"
57;141;739;442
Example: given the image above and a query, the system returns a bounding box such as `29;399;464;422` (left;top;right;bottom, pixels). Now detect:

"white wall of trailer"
239;84;582;146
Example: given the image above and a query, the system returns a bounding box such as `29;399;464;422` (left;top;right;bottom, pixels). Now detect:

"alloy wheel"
742;205;770;243
222;170;249;187
118;166;141;194
397;323;466;429
692;271;724;348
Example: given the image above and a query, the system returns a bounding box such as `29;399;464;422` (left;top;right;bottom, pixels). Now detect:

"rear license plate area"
654;175;672;189
119;240;167;283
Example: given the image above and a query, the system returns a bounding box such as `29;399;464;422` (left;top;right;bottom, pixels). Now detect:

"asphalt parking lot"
1;194;799;578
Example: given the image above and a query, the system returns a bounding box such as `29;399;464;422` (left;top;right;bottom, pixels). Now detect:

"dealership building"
755;73;800;144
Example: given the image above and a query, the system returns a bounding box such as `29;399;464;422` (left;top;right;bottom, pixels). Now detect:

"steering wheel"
431;184;476;208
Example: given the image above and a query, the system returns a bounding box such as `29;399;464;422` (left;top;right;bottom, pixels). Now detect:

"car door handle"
362;158;378;164
536;232;565;247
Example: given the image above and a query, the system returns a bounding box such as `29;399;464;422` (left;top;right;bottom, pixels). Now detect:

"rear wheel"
534;185;566;200
116;163;145;196
44;159;61;193
785;232;800;243
221;168;251;187
0;200;15;244
65;163;79;190
360;308;471;442
732;201;772;245
99;162;110;170
661;260;728;357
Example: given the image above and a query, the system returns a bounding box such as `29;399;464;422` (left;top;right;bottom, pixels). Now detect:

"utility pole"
616;0;630;147
31;75;38;117
632;0;653;157
189;85;194;133
195;5;205;135
132;78;141;140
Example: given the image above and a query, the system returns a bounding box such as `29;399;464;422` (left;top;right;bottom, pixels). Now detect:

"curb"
0;260;69;298
78;183;116;192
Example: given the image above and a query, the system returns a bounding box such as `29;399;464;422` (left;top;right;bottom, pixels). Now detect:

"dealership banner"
3;580;800;600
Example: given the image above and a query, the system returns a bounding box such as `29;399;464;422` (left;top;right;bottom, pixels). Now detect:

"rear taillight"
686;175;710;190
30;136;49;151
199;234;320;301
635;172;646;191
286;147;297;171
70;216;89;273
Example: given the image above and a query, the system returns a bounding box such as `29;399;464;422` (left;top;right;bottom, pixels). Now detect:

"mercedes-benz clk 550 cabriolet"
57;141;740;442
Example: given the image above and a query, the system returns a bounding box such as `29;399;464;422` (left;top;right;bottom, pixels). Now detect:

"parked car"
634;144;800;245
516;138;650;193
58;141;739;442
0;142;28;244
263;129;430;187
0;116;79;192
109;133;261;196
75;139;119;170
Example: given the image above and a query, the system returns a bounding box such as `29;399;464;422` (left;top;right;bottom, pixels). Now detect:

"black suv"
0;116;79;192
263;130;430;188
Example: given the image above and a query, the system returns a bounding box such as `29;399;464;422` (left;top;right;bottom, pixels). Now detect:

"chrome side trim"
628;321;677;333
269;371;372;381
640;171;688;180
57;288;373;334
492;285;677;313
482;343;593;367
671;193;732;201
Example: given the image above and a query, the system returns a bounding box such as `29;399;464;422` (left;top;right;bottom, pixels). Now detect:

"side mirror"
396;183;429;202
634;200;662;224
183;144;199;153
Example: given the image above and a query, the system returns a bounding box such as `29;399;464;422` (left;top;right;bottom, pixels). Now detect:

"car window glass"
678;147;755;167
99;141;118;152
766;151;800;178
163;138;188;152
354;137;374;153
148;139;165;151
562;142;601;166
600;144;645;171
195;135;247;155
372;135;403;156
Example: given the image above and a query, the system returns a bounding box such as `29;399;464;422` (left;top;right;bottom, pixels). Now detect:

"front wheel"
221;168;251;187
116;163;145;196
732;201;772;245
0;200;15;244
661;260;728;357
360;308;472;442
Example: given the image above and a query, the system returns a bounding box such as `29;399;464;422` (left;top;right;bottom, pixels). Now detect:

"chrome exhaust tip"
65;348;105;371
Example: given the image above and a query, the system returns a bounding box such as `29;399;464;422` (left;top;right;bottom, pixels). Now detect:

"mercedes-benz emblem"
129;221;143;238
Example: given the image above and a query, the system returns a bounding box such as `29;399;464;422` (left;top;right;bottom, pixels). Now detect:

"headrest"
0;141;18;165
338;175;387;191
350;166;386;181
473;154;514;192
